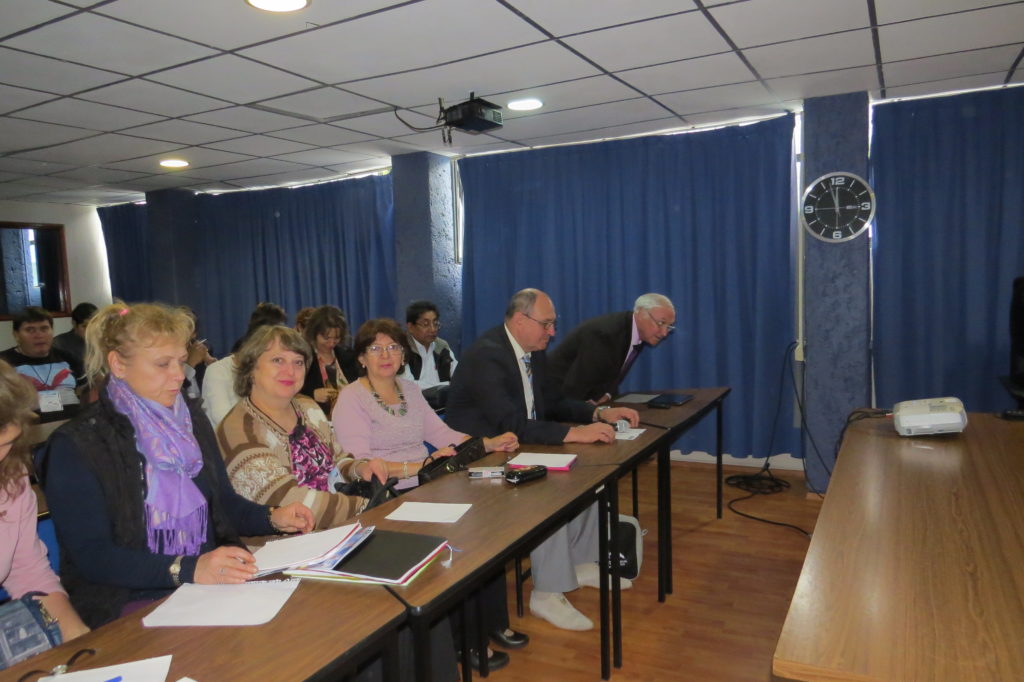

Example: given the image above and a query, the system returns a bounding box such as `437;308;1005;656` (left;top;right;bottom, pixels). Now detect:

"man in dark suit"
447;288;638;631
549;293;676;403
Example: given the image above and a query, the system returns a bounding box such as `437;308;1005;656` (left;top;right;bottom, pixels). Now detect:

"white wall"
0;200;112;342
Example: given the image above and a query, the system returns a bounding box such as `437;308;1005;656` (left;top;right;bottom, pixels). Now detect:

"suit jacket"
548;311;634;401
446;324;594;445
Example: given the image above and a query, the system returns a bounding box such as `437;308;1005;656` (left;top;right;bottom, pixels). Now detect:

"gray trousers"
530;502;600;593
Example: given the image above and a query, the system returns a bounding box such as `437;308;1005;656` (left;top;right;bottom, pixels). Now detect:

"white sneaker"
575;562;633;590
529;592;594;631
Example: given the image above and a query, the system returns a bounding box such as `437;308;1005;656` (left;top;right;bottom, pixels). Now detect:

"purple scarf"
106;376;208;555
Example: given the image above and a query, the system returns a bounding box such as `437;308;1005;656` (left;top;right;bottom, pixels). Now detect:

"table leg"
475;591;488;679
598;485;611;680
412;615;432;682
631;467;639;519
716;402;723;520
609;476;622;669
657;443;669;603
383;629;401;682
459;601;473;682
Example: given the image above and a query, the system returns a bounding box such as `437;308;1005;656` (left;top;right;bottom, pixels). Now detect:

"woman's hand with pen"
194;546;258;584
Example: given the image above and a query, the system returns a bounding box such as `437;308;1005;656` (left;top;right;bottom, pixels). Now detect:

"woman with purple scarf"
41;303;314;627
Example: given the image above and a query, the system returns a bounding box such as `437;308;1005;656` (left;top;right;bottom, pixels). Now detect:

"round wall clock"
801;172;876;243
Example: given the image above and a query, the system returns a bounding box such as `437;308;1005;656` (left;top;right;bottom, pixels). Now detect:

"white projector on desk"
892;397;968;436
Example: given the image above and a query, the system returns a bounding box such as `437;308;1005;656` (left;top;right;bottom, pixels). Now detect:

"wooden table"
2;580;407;682
774;413;1024;681
354;452;622;681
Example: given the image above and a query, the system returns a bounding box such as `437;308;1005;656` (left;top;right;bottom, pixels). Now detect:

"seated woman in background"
217;325;389;530
333;318;526;670
0;360;88;667
300;306;358;416
41;303;314;628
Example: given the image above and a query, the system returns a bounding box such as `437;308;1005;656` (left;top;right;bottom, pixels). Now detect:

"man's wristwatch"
594;406;610;422
169;555;183;587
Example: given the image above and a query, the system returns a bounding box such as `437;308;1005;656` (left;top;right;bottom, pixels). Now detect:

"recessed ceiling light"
159;158;189;169
508;98;543;111
245;0;309;12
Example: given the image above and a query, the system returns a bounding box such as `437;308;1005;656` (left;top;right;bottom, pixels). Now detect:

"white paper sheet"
507;452;578;469
252;523;358;575
142;579;300;627
616;393;659;403
40;654;172;681
615;428;646;440
385;502;471;523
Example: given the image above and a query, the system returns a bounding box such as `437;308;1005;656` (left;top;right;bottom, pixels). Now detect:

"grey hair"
634;293;674;313
505;288;540;320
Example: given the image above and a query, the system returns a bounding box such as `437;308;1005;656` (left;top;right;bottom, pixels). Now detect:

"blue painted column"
802;92;871;493
391;152;463;349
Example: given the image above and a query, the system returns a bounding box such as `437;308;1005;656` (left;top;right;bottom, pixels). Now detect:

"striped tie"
523;354;536;419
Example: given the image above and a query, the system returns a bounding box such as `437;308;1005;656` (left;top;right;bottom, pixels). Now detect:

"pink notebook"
506;453;578;471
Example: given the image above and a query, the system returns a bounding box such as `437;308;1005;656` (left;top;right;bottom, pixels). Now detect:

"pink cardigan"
0;476;64;598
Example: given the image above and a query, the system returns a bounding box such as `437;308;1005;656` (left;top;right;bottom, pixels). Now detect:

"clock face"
801;172;876;243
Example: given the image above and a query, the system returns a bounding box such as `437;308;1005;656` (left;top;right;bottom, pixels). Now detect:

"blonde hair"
0;359;40;499
84;302;195;387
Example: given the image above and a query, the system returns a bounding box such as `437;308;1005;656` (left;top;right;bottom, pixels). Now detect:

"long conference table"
774;413;1024;681
7;387;729;682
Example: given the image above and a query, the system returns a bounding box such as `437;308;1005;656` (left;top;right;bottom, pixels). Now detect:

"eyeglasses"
415;319;442;330
645;310;676;332
366;343;404;356
524;313;557;331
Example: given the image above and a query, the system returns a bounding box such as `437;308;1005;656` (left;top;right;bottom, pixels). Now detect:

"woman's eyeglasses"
365;344;404;356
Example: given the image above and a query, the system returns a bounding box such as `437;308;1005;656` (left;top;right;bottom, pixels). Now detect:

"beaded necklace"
367;378;408;417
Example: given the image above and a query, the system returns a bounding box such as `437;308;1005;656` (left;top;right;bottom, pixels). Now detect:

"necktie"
523;354;536;419
618;343;643;385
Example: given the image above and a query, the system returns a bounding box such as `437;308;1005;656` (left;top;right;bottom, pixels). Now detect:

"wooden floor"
492;459;822;681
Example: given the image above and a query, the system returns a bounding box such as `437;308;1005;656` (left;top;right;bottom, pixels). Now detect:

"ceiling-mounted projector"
441;95;503;133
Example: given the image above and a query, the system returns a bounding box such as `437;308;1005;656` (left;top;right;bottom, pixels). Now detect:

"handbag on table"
417;437;488;485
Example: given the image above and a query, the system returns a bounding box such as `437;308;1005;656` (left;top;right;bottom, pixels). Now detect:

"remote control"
999;409;1024;421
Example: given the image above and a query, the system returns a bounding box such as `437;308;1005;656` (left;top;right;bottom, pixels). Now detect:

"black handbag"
335;476;401;510
417;437;488;485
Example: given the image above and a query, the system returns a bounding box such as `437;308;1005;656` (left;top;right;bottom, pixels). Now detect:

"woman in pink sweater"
0;360;88;659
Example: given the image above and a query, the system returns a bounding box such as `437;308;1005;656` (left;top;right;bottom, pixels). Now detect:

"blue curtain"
98;175;395;355
459;115;796;458
872;88;1024;412
97;202;152;302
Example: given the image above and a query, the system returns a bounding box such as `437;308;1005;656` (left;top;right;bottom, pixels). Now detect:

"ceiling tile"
874;0;1011;24
31;188;144;205
0;0;78;37
4;13;217;75
326;159;393;173
0;47;124;94
655;81;778;116
204;135;314;156
184;106;311;133
767;66;880;100
884;45;1021;88
880;71;1007;99
395;128;506;151
228;168;345;189
562;12;730;72
148;55;321;104
181;158;313;181
617;53;755;95
14;175;89;189
0;84;57;115
12;133;182;165
333;138;423;157
12;97;164;131
0;118;95;154
490;98;674;140
344;42;600;109
121;119;243;145
270;148;372;166
0;158;76;175
744;29;876;79
517;117;684;148
267;124;374;146
878;4;1024;62
110;174;204;190
258;87;386;120
505;0;696;36
709;0;869;48
496;75;642;119
78;79;228;117
240;0;546;84
0;183;55;199
0;172;27;182
96;0;400;51
337;111;435;138
105;147;252;173
51;167;149;184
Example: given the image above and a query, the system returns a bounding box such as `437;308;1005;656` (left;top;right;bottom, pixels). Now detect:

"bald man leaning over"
549;293;676;404
446;289;638;631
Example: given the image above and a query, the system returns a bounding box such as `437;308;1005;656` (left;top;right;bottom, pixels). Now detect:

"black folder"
329;530;447;584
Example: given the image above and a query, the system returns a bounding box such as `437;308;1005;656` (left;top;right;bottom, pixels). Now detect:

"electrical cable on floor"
725;341;812;538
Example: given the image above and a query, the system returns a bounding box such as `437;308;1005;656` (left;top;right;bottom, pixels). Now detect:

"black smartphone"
647;393;693;408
